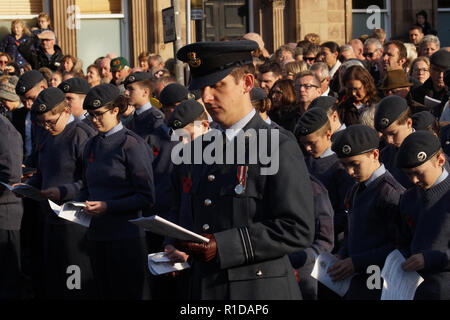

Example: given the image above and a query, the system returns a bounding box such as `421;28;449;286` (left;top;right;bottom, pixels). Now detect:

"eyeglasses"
295;84;319;90
38;112;63;128
363;52;375;58
303;57;315;62
85;109;111;120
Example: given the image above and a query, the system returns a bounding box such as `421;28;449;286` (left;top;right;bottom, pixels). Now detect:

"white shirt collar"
135;101;152;115
264;116;272;125
319;147;335;159
432;169;449;188
337;123;346;132
223;109;256;142
104;122;123;137
321;87;330;97
75;113;85;121
66;114;74;125
364;163;386;187
329;60;341;78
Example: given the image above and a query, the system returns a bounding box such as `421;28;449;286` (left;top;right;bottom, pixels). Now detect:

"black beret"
308;96;337;112
374;95;409;131
396;131;441;168
58;77;90;94
177;40;258;90
31;87;65;114
124;72;153;87
439;124;450;156
331;124;379;158
15;70;45;95
159;83;189;106
168;99;205;130
83;83;120;110
250;87;267;102
430;49;450;69
412;111;436;131
295;107;329;136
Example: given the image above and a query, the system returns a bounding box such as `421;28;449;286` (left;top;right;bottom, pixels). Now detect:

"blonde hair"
304;33;321;45
11;19;31;36
284;61;308;78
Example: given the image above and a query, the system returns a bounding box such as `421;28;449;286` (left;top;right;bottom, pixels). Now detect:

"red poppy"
405;215;413;228
345;197;351;210
89;152;94;163
182;176;192;193
152;145;159;157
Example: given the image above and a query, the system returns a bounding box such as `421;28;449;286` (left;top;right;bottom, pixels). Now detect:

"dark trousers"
297;263;318;300
88;237;151;300
43;221;97;299
0;229;21;299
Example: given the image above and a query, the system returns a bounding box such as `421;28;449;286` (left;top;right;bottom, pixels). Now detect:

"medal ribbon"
237;165;248;189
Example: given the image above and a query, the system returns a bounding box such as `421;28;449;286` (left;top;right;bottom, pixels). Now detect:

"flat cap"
110;57;129;72
295;107;329;136
250;87;267;102
58;77;90;94
15;70;44;95
31;87;65;114
412;111;436;131
177;40;258;90
83;83;120;110
430;49;450;69
374;95;409;131
0;76;20;102
439;124;450;157
332;124;379;158
159;83;189;106
308;96;338;112
124;72;153;87
168;99;205;130
396;131;441;168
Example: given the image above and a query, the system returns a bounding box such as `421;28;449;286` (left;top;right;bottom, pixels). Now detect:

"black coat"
18;35;63;71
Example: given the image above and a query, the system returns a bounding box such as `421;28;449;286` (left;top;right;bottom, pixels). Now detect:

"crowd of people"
0;10;449;301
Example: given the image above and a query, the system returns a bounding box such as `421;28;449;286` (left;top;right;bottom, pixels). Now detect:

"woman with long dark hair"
268;79;298;131
337;65;380;126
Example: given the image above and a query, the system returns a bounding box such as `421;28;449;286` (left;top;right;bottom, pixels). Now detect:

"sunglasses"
303;57;316;62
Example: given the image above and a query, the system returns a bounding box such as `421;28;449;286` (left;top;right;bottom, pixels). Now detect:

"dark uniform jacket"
169;112;315;300
0;114;23;230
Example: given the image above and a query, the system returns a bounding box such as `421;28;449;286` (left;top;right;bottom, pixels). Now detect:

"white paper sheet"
0;181;43;201
311;252;355;297
48;200;92;227
148;252;190;275
424;95;441;109
129;215;210;243
381;249;424;300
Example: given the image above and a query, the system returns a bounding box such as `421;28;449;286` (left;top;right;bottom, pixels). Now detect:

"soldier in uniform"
173;40;315;300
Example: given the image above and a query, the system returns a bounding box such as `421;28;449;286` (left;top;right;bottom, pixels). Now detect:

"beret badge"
173;120;183;128
38;104;47;112
300;127;308;135
63;84;70;92
187;52;201;68
380;118;390;128
128;75;135;82
92;99;102;108
417;151;427;162
342;145;352;155
187;93;195;100
20;86;26;94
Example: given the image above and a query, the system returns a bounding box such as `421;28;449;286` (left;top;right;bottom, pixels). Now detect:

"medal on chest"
235;165;248;195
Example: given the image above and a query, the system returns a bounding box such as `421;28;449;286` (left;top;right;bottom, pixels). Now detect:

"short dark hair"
384;40;407;62
409;25;423;33
258;62;282;77
320;41;340;54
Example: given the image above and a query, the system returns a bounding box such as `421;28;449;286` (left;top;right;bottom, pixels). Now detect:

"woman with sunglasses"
24;87;97;298
79;83;155;299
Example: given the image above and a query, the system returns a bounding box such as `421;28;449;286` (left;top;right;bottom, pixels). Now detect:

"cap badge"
63;84;70;92
300;127;308;135
187;52;201;68
128;75;135;82
187;93;195;100
173;120;183;128
380;118;390;128
38;104;47;112
92;99;101;108
417;151;427;162
342;145;352;155
20;86;26;93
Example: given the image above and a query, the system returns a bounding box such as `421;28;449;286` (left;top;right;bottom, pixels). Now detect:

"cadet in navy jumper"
80;84;155;299
329;124;405;300
289;174;334;300
396;131;450;300
295;108;354;253
124;72;164;139
26;88;97;299
0;113;23;299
